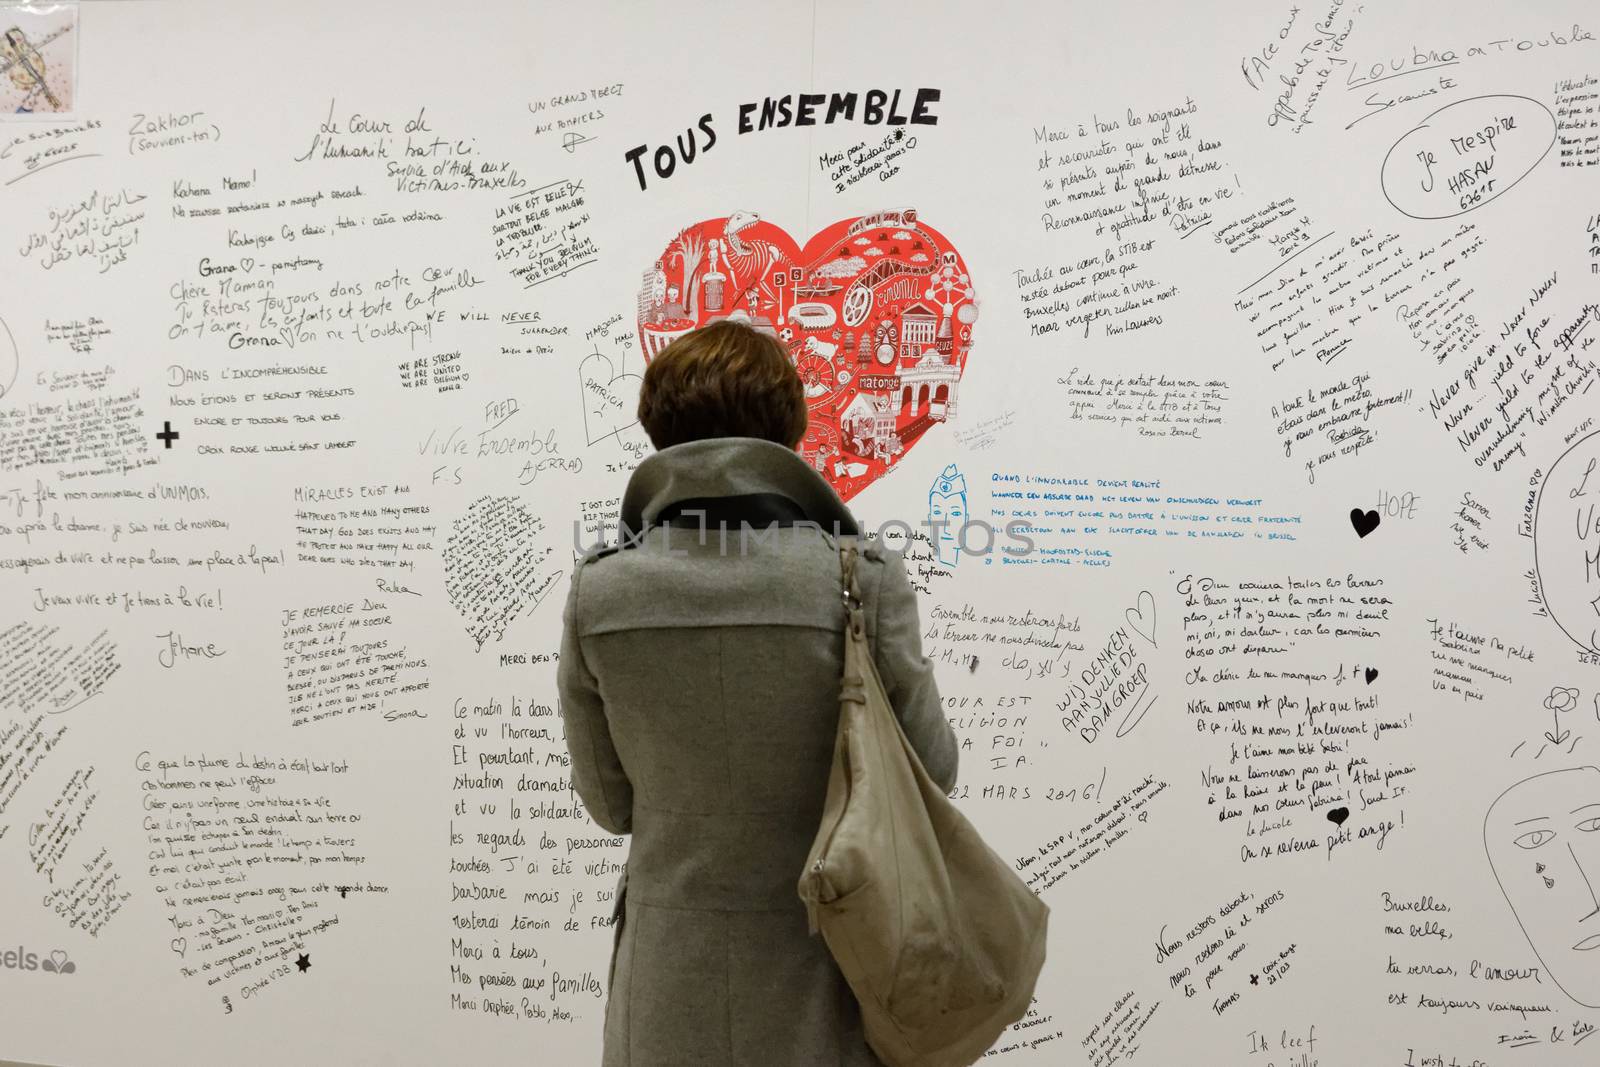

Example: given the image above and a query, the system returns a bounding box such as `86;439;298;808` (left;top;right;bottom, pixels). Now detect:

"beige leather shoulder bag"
798;542;1049;1067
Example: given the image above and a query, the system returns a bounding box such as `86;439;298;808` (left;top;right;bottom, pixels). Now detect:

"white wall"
3;0;1599;1062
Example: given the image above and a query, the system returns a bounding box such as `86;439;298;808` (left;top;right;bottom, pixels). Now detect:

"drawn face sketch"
928;464;966;566
1485;766;1600;1007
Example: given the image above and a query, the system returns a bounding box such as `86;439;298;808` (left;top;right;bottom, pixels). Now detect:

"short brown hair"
637;319;808;450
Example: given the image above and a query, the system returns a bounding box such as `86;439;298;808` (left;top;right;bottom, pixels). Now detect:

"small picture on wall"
1;3;78;116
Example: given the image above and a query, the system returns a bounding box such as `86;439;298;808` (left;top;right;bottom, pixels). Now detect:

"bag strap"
838;547;864;620
839;543;866;631
838;543;869;708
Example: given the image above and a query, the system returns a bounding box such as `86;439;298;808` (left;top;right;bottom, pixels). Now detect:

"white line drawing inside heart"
1126;589;1157;647
636;209;978;502
579;346;641;445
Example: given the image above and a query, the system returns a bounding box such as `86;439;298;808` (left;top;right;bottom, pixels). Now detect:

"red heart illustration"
637;208;978;502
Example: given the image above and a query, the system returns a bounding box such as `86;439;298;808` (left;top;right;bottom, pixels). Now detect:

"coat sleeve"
867;546;959;792
557;564;634;835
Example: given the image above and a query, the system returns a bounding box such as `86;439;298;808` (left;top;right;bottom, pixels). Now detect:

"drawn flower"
1545;687;1580;714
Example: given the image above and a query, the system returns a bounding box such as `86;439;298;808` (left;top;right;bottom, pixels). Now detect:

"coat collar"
617;436;861;539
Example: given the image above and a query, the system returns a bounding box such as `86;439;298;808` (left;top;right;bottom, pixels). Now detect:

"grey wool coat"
557;435;960;1067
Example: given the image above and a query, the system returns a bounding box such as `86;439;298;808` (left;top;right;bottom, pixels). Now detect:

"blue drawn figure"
928;463;966;566
1485;767;1600;1008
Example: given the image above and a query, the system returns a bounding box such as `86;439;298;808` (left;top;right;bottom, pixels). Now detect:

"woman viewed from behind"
557;318;959;1066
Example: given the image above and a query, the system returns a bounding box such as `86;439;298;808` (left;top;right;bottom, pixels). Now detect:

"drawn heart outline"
1350;508;1381;538
443;495;566;653
638;209;978;502
1326;806;1350;826
1125;590;1157;647
579;348;641;445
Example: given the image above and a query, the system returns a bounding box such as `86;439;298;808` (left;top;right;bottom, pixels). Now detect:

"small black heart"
1350;508;1381;538
1327;806;1350;826
1365;668;1378;685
